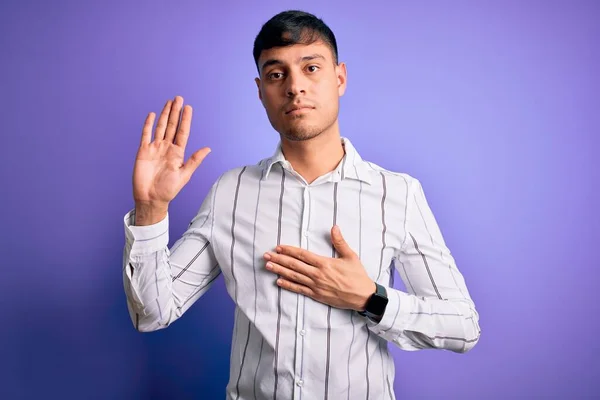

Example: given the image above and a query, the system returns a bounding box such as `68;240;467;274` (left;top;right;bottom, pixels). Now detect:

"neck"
280;121;345;184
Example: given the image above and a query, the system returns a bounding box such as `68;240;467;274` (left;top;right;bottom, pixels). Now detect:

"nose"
285;70;306;97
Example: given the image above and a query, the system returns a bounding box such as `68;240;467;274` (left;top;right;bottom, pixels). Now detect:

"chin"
281;126;323;142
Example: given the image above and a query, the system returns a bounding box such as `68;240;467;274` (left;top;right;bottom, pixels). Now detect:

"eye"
268;72;284;80
307;65;319;73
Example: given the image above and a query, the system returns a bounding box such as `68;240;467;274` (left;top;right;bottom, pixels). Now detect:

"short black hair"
253;10;339;71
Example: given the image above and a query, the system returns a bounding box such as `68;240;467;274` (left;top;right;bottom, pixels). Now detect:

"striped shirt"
122;136;481;400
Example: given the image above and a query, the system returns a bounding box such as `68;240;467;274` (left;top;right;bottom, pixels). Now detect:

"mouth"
285;106;314;115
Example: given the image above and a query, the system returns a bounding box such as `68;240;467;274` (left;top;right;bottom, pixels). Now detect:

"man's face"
255;40;347;142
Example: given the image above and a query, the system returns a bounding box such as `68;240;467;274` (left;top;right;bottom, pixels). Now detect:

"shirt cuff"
124;208;169;256
365;286;412;339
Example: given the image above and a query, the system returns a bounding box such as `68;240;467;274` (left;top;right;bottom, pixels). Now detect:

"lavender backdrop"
1;0;598;399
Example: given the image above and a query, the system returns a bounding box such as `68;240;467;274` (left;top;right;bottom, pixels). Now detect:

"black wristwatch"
358;283;388;321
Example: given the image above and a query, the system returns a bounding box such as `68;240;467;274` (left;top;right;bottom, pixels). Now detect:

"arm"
122;180;220;332
365;177;481;353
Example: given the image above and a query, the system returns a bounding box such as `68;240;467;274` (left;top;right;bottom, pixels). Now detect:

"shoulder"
212;157;270;188
361;159;420;189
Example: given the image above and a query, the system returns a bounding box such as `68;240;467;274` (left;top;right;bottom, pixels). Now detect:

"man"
123;10;481;400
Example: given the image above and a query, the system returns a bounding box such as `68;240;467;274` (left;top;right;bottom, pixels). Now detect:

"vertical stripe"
398;259;416;294
410;233;443;299
377;173;388;281
400;174;409;252
414;189;469;301
254;337;264;400
230;167;246;303
358;180;363;259
155;252;163;323
382;291;403;334
229;167;251;399
128;262;140;331
273;168;286;400
358;179;364;399
299;297;307;400
325;308;332;398
228;168;246;398
324;182;338;400
252;178;263;322
249;177;263;400
300;187;312;400
293;294;299;398
231;307;240;383
365;328;371;400
235;319;252;399
331;182;339;259
209;174;223;239
379;340;385;398
347;312;356;400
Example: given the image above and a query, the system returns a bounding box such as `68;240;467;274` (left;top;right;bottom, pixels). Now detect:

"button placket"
293;185;311;398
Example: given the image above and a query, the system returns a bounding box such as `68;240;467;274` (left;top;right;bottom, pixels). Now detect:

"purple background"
1;0;598;398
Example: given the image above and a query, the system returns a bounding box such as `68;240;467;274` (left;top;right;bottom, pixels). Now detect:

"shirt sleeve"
122;180;221;332
365;177;481;353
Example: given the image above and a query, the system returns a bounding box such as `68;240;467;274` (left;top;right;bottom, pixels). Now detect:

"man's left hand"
263;225;376;311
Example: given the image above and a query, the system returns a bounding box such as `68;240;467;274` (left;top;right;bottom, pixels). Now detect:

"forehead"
258;41;334;69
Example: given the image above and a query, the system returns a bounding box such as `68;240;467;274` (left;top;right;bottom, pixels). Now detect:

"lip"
285;106;314;115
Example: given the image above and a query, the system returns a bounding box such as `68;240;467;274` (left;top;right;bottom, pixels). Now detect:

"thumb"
183;147;211;177
331;225;355;258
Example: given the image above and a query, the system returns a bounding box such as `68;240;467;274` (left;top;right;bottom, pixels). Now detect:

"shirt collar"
261;136;372;185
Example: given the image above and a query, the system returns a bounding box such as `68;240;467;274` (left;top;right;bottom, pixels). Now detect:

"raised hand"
132;96;211;225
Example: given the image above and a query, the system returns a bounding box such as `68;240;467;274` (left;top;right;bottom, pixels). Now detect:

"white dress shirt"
122;137;481;400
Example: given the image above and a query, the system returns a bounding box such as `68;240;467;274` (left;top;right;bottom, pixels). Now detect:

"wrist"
134;202;169;226
357;282;389;321
355;280;377;312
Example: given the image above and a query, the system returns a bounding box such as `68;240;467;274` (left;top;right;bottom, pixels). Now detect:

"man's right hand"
132;96;211;225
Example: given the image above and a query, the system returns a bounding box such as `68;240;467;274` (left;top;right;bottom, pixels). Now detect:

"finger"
266;262;314;287
154;99;173;141
174;105;192;147
265;252;318;278
331;225;356;259
182;147;211;178
276;278;315;297
141;112;155;146
164;96;183;142
275;246;324;269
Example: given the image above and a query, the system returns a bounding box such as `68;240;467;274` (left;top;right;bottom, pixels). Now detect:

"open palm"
133;96;211;208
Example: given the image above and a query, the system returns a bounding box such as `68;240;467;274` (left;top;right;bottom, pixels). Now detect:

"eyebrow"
260;53;326;72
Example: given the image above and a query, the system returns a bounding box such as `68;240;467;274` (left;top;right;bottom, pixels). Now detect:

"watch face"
369;294;389;315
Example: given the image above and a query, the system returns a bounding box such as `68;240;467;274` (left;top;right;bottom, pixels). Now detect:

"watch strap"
358;283;387;317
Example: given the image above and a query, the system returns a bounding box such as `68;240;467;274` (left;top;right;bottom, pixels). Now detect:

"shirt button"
296;379;304;387
302;230;310;237
299;329;306;336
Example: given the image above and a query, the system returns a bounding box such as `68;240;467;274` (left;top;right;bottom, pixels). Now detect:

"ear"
255;77;263;103
336;62;347;97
